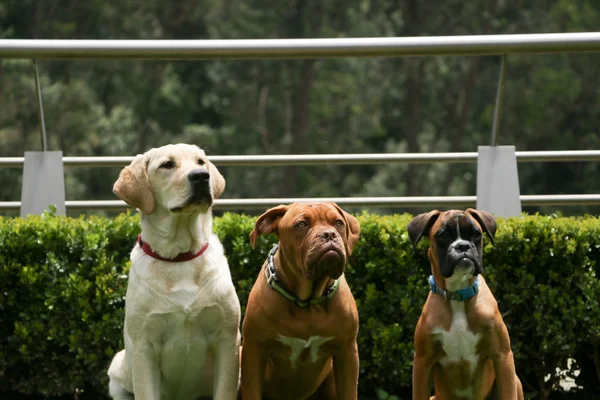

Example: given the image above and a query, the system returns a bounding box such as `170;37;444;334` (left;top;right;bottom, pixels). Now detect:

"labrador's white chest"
124;250;235;398
128;251;218;314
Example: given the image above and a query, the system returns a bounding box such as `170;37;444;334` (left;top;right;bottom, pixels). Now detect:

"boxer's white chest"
276;335;333;369
433;301;481;375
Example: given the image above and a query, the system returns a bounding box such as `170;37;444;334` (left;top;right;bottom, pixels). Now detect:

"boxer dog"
241;202;361;400
107;144;241;400
408;209;523;400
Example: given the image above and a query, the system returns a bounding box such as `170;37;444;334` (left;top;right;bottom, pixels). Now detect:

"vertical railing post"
476;55;522;218
20;60;66;217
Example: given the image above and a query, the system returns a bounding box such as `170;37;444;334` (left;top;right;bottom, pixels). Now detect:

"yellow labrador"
107;144;241;400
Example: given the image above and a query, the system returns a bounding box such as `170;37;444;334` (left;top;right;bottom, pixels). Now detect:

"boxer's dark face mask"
434;213;484;278
408;208;497;279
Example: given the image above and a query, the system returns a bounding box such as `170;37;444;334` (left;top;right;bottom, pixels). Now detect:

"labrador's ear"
407;210;441;248
249;205;289;249
466;208;497;245
113;154;155;215
330;202;361;256
207;160;226;199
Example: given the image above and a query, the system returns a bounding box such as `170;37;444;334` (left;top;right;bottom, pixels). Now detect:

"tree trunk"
594;344;600;382
441;58;481;195
280;0;319;197
282;59;315;197
403;0;422;196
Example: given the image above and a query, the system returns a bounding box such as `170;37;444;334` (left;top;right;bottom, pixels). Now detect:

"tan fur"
113;154;155;215
207;159;226;199
242;202;361;400
410;209;524;400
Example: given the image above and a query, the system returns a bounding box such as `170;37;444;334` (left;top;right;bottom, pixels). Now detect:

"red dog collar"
137;235;209;262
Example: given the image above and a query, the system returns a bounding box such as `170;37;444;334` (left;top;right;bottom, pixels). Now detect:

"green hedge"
1;211;599;399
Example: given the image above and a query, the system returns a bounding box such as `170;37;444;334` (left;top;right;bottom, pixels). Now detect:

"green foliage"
1;212;599;399
1;1;600;216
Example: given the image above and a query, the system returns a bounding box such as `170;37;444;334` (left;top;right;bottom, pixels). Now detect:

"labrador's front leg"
131;344;161;400
213;332;241;400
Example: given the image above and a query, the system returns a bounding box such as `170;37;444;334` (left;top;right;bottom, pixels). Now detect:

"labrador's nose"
188;169;210;183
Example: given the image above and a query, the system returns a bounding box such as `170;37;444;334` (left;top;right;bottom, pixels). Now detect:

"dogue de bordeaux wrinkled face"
113;143;225;215
407;209;497;278
250;202;360;281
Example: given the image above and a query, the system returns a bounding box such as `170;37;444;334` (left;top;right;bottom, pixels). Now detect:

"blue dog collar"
429;275;480;301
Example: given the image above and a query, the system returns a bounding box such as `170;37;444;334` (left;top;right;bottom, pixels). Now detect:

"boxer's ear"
249;205;289;249
331;203;361;256
466;208;497;245
113;154;155;215
407;210;440;248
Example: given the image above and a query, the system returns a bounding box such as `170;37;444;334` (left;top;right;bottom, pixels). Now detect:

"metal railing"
1;150;600;168
1;33;600;213
1;33;600;59
0;149;599;211
2;195;600;212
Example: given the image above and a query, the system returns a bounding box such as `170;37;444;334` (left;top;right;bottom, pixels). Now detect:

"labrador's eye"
197;159;205;166
335;219;344;227
295;221;308;228
159;160;175;169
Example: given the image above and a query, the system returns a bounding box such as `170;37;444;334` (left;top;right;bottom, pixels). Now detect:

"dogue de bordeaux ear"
407;210;441;248
249;205;289;249
330;202;361;256
466;208;497;245
113;154;156;215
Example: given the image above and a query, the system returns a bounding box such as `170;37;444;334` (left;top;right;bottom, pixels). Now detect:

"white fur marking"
432;302;481;378
449;216;464;250
277;335;333;369
455;386;474;397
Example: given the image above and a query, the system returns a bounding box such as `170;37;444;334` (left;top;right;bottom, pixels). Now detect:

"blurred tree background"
1;0;599;217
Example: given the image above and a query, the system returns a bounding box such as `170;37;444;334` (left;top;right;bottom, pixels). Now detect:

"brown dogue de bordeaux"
241;202;361;400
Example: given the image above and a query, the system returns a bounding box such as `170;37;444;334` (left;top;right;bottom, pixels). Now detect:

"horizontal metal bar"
1;33;600;60
1;154;477;168
519;194;600;206
0;157;25;167
514;150;600;162
2;195;600;212
0;202;21;210
214;197;479;209
0;198;475;211
1;151;599;169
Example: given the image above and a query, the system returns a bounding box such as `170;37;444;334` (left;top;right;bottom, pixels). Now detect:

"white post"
476;145;521;218
476;55;522;218
20;151;66;216
20;60;66;216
